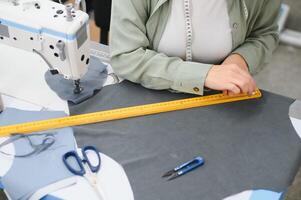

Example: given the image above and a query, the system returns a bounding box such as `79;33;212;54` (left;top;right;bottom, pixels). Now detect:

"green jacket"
110;0;281;95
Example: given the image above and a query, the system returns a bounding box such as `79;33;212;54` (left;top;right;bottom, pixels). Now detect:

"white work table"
0;42;134;200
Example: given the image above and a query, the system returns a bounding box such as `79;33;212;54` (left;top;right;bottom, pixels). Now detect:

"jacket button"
193;87;200;93
233;23;238;29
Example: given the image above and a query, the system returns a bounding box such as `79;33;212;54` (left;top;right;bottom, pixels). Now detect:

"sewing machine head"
0;0;90;93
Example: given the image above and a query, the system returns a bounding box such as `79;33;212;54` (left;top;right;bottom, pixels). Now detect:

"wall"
284;0;301;31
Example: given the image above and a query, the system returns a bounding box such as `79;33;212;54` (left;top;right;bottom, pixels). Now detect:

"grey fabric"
45;56;108;104
289;100;301;120
69;81;301;200
0;108;76;200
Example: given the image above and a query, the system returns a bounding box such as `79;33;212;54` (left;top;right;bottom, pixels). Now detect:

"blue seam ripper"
162;157;205;181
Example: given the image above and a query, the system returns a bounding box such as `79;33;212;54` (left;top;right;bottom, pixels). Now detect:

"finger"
234;67;256;91
228;65;251;94
228;91;236;96
248;80;256;96
227;64;257;95
224;83;241;95
230;74;249;94
251;78;257;94
231;69;257;95
245;76;257;95
243;77;254;96
232;77;256;96
236;67;257;93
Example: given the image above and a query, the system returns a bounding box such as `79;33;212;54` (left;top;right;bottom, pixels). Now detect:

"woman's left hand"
222;54;257;95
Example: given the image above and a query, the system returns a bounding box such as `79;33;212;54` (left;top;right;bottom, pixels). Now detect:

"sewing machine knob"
12;0;19;6
34;3;40;9
56;10;64;15
56;40;66;61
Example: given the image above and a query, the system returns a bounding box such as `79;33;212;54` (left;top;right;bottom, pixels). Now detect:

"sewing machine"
0;0;90;93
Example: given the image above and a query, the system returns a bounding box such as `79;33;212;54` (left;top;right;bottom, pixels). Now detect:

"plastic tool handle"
82;146;101;173
63;151;86;176
174;156;204;171
177;157;204;175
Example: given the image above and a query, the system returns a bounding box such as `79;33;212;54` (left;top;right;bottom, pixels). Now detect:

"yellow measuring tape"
0;89;262;137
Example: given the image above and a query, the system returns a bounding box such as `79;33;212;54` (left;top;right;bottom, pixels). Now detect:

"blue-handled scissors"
63;146;101;175
63;146;104;199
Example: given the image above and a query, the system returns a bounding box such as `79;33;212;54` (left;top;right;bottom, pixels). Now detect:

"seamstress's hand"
222;53;249;72
204;64;257;96
219;53;257;95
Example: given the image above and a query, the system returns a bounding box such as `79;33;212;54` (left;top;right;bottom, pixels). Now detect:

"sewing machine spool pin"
65;3;74;21
73;79;83;94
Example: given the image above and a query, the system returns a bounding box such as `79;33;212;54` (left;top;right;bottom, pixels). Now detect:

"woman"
109;0;281;96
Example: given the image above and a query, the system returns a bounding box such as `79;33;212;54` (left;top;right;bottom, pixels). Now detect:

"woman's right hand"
204;64;257;96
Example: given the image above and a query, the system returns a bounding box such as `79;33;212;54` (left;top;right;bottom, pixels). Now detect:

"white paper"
290;117;301;139
223;191;252;200
0;44;69;113
0;137;14;177
47;152;134;200
2;94;43;111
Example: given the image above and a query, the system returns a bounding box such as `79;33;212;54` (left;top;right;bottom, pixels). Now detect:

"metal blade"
167;173;179;181
162;170;175;178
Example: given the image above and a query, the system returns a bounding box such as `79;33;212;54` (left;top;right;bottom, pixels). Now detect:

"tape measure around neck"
0;89;262;137
184;0;193;61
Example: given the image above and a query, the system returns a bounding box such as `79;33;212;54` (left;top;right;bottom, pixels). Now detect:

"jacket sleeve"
109;0;212;95
232;0;281;74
